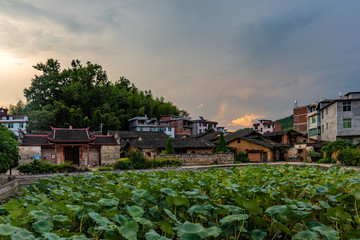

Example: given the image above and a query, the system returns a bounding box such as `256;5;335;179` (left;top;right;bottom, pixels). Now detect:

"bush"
307;150;322;162
317;158;336;164
126;150;149;169
321;139;357;158
97;166;113;171
17;159;74;174
113;158;132;170
337;148;360;166
234;151;249;163
113;157;182;170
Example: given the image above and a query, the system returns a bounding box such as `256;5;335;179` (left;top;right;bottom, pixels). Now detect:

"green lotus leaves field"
1;165;360;239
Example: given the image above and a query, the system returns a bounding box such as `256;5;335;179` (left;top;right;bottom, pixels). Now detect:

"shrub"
337;148;360;166
321;139;357;158
113;158;132;170
317;158;336;164
126;150;149;169
234;151;249;163
17;159;74;174
307;150;321;162
97;166;113;171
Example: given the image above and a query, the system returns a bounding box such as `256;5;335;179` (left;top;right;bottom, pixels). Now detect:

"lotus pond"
1;165;360;239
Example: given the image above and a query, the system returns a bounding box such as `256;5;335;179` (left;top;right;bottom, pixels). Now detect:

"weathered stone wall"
19;146;41;164
101;145;121;166
287;144;315;162
156;153;234;166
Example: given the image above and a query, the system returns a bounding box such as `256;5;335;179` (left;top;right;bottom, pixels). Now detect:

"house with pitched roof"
19;126;119;166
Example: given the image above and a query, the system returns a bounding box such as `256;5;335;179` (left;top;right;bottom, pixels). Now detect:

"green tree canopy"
22;59;188;132
0;124;19;173
216;132;229;153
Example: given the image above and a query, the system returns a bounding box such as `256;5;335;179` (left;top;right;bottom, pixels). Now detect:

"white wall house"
0;108;29;136
128;116;175;138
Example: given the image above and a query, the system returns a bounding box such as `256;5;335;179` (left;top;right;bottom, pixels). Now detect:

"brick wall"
248;153;261;162
157;153;234;166
228;139;274;161
101;145;121;166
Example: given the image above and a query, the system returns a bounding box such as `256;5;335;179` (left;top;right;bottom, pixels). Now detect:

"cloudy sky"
1;0;359;131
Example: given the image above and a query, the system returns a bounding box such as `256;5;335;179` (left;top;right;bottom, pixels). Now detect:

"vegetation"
113;155;182;170
216;132;229;153
164;137;175;154
275;115;293;130
307;150;322;162
234;151;249;163
321;139;357;159
16;160;76;174
13;58;187;132
0;124;19;174
0;165;359;239
337;148;360;166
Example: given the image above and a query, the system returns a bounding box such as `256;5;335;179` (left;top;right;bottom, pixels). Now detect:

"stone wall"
156;153;234;166
101;145;121;166
19;146;41;164
287;144;315;162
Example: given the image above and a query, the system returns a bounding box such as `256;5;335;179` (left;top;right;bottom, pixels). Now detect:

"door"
65;146;80;165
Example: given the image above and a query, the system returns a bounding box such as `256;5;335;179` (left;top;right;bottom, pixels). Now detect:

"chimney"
294;100;298;108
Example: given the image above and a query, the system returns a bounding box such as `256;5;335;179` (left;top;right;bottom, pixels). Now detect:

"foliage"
216;132;228;153
1;165;360;239
8;100;26;115
0;124;19;173
126;150;148;169
164;137;175;154
275;115;293;130
113;157;182;170
16;159;74;174
307;150;322;162
234;151;249;163
22;59;187;132
96;166;114;171
205;124;215;133
321;139;357;158
337;148;360;166
317;158;337;164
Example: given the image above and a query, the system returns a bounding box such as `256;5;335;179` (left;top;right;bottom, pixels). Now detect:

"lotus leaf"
251;229;267;240
131;189;148;198
187;205;210;216
98;198;119;207
118;220;139;240
53;215;69;222
42;232;66;240
10;228;35;240
158;220;175;236
29;210;51;220
265;205;288;215
160;188;178;196
220;214;249;224
312;226;340;240
177;222;208;239
292;230;319;240
241;199;262;215
113;214;128;224
4;200;22;212
88;212;113;226
164;208;181;224
33;219;54;233
206;226;221;237
127;205;145;218
68;235;89;240
0;223;19;236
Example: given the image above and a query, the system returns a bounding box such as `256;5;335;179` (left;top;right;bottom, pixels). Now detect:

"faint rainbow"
218;100;227;118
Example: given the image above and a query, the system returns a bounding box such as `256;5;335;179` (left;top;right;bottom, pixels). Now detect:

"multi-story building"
192;117;218;135
128;116;175;138
0;108;28;136
306;100;333;140
320;92;360;143
293;102;308;134
253;119;281;134
159;115;193;137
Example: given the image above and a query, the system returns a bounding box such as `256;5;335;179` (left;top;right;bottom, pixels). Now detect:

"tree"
9;100;26;115
205;124;215;133
165;136;176;154
216;132;229;153
0;124;19;173
321;139;357;158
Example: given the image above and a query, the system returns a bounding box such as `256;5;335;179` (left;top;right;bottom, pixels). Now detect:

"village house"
0;107;29;136
191;117;218;135
19;126;120;166
293;102;308;134
159;115;193;138
252;119;281;134
128;115;175;138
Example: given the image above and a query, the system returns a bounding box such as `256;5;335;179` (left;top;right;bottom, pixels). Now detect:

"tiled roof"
225;129;260;143
48;127;95;142
21;135;51;145
173;138;215;149
93;136;118;145
116;131;169;148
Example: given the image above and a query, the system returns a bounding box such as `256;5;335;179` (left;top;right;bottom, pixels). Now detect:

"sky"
1;0;360;131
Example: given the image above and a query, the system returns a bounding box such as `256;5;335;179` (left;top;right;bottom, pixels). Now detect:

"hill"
276;115;293;130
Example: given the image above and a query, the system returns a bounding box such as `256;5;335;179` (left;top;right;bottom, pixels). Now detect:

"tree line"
10;59;188;133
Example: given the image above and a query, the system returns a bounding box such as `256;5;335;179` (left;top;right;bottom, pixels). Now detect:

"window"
140;127;144;131
343;118;352;128
19;123;24;128
294;116;298;122
312;116;316;124
343;101;351;111
326;108;328;115
294;125;298;130
326;122;328;130
168;127;172;131
8;123;14;129
321;125;324;133
321;111;324;119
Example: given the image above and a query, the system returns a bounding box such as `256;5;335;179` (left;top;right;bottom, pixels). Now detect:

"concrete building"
320;92;360;143
306;100;333;140
0;108;29;136
159;115;193;138
128;116;175;138
253;119;281;134
192;117;218;135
